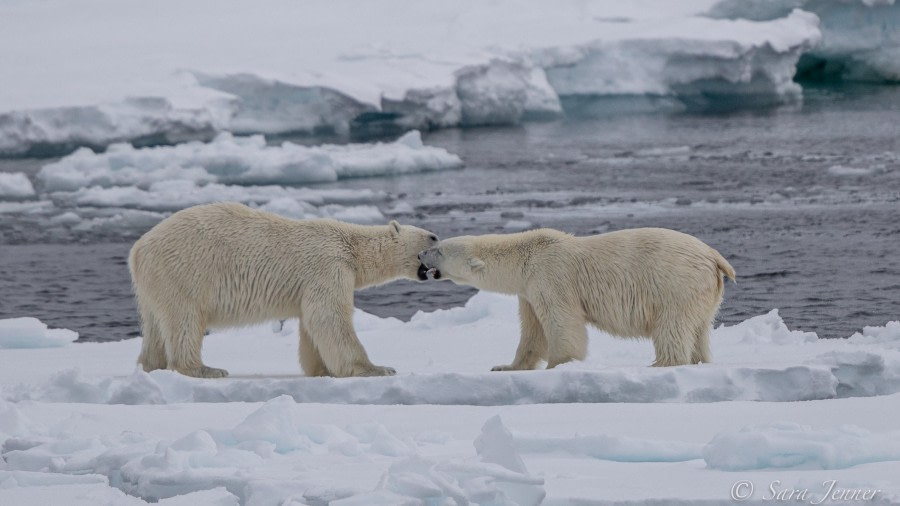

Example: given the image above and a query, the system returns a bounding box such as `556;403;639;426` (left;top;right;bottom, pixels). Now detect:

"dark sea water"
1;84;899;341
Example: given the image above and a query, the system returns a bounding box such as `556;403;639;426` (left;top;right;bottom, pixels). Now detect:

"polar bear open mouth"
417;263;441;280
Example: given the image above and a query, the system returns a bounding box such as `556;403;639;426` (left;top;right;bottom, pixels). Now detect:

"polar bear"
129;202;439;378
418;228;735;369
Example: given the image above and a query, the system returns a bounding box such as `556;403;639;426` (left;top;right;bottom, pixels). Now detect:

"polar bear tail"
713;251;736;292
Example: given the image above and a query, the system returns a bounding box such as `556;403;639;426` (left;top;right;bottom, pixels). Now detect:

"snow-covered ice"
0;0;828;155
2;291;900;503
709;0;900;81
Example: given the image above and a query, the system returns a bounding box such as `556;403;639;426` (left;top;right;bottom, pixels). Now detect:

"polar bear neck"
462;231;563;295
346;225;408;288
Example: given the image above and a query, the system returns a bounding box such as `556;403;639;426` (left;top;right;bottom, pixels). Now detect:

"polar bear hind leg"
650;314;696;367
691;323;713;365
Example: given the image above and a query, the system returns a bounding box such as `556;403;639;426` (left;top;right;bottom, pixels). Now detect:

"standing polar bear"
129;202;439;378
418;228;735;369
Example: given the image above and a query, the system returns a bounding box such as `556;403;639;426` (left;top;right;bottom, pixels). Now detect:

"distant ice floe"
38;130;461;191
0;317;78;349
0;0;830;156
13;130;460;234
709;0;900;81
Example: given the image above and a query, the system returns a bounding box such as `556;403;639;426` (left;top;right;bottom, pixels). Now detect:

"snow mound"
0;173;35;199
704;423;900;470
709;0;900;81
0;0;827;155
0;318;78;349
715;308;818;345
37;130;461;192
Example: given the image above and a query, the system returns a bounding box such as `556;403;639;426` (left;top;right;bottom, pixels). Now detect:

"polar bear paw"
491;364;526;372
177;366;230;378
356;364;397;377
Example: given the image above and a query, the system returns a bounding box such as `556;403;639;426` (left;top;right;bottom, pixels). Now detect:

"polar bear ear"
389;220;402;236
467;257;485;272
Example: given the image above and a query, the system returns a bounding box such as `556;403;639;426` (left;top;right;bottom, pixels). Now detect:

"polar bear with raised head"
129;202;439;378
418;227;735;369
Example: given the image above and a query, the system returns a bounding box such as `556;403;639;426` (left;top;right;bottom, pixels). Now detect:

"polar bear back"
130;203;358;328
550;228;731;337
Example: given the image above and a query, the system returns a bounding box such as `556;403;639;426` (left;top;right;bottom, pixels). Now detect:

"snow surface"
2;291;900;503
0;0;825;155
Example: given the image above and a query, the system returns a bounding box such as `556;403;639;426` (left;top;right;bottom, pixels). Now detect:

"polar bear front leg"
492;297;548;371
301;281;396;378
299;323;330;377
529;295;588;369
162;310;229;378
137;311;167;372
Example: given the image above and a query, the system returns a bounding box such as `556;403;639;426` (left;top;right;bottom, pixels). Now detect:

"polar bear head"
388;220;440;281
417;236;485;284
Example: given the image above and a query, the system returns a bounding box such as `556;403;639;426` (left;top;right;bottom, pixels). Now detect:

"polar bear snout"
417;248;443;280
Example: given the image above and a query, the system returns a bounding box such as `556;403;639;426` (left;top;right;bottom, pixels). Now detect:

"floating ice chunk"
0;318;78;349
849;321;900;346
503;219;533;231
828;165;875;176
0;173;35;199
703;423;900;470
37;131;462;192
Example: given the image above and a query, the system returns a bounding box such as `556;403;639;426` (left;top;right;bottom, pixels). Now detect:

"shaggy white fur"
130;202;438;378
419;227;735;369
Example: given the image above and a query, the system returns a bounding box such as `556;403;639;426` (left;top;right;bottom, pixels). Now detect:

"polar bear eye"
429;234;438;242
